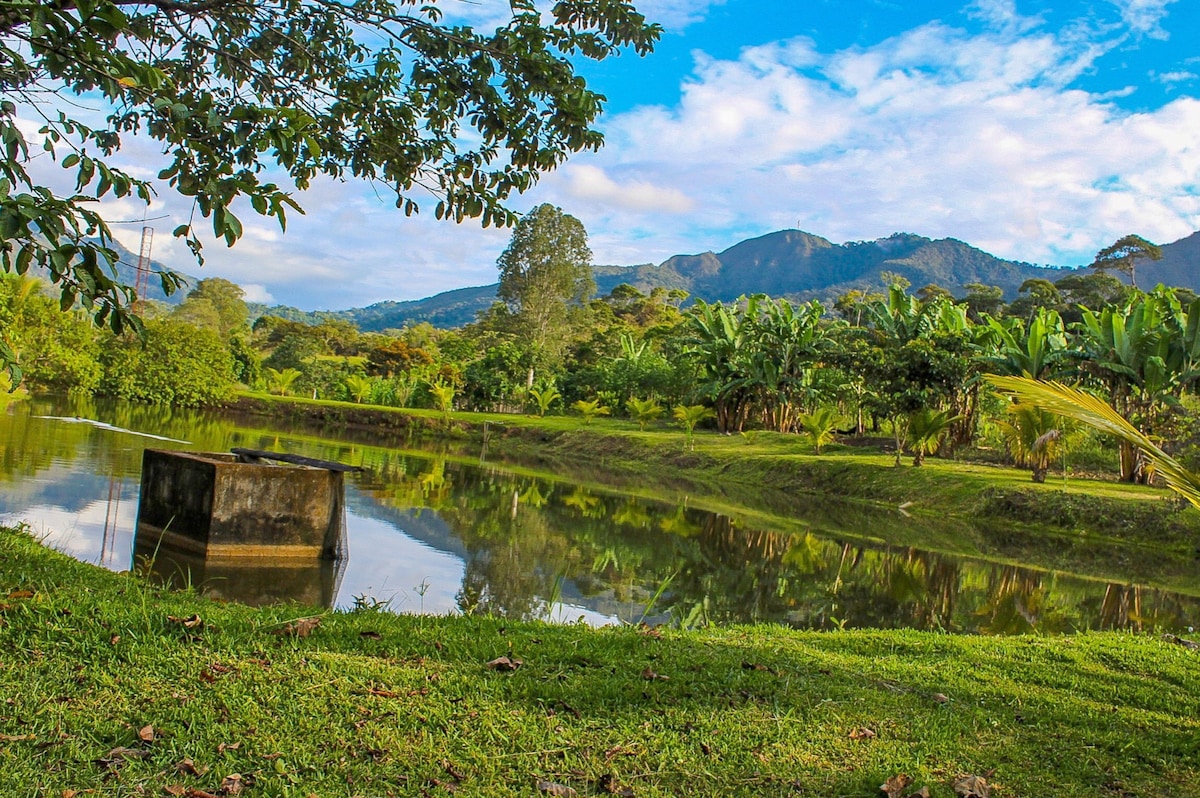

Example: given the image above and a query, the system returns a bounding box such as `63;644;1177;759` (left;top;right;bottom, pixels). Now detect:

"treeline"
5;263;1200;485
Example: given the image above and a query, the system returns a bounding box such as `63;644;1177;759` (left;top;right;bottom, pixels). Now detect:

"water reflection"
1;395;1199;634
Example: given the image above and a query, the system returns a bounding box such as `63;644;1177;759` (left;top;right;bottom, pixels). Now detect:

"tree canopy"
496;202;594;385
0;0;660;345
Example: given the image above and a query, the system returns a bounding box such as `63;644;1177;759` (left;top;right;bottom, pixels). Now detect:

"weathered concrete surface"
135;449;346;560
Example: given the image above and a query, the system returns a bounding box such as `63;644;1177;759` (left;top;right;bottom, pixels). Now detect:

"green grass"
2;526;1200;797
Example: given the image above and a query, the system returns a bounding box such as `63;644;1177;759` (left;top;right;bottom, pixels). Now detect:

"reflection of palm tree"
562;486;605;519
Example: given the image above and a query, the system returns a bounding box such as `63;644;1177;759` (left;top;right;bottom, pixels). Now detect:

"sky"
32;0;1200;310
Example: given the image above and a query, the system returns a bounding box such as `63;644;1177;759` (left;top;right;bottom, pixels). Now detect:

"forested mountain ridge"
324;229;1065;331
242;228;1200;331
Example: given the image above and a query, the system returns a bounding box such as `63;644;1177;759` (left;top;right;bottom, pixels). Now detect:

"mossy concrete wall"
135;449;345;559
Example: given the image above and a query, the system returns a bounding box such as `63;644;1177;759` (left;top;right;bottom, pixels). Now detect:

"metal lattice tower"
133;225;154;311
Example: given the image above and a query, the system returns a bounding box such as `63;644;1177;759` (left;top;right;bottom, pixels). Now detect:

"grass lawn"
2;526;1199;797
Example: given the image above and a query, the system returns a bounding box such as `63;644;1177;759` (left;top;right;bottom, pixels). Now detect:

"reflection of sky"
2;495;136;569
0;447;619;625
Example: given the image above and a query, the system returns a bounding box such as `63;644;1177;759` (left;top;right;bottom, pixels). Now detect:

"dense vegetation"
6;209;1200;486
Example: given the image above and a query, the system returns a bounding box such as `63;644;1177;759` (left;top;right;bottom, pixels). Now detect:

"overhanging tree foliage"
0;0;660;342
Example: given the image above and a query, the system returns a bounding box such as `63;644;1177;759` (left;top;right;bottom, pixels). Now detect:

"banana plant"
527;383;561;417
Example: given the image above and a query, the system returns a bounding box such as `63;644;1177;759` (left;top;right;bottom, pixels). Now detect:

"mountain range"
89;227;1200;330
329;229;1200;331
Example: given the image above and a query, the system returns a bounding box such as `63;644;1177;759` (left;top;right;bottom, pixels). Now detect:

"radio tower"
133;225;154;313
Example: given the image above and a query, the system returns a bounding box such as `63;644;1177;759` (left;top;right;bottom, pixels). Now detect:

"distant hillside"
1139;232;1200;289
246;228;1200;332
332;230;1065;330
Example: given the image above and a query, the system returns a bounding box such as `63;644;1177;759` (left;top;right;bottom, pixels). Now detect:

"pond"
2;394;1198;634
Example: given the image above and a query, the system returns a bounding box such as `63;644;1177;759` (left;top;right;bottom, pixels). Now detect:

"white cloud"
563;165;695;212
1157;70;1197;84
1107;0;1178;38
533;15;1200;273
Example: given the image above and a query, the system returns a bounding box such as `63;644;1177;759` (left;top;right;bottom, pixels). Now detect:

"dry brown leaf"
167;614;203;629
598;773;635;796
138;724;155;742
109;634;121;646
175;758;207;777
359;630;382;640
849;727;877;740
272;617;321;637
217;742;241;755
7;589;35;599
880;773;914;798
367;687;401;698
486;656;522;672
536;781;577;797
640;668;668;681
908;788;931;798
0;733;34;742
953;774;992;798
165;787;186;797
220;773;244;795
932;693;950;704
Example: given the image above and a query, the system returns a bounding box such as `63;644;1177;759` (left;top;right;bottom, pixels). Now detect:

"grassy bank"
230;393;1200;548
2;526;1199;797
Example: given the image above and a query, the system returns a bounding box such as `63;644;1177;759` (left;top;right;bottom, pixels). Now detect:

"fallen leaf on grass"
167;614;203;630
367;687;401;698
848;727;876;740
272;617;321;637
597;773;635;796
741;661;774;674
217;742;240;755
220;773;245;795
359;631;382;640
953;774;991;798
96;747;150;770
1161;633;1200;651
7;589;35;599
0;733;34;742
640;668;668;681
880;774;913;798
486;656;522;672
908;788;930;798
175;759;207;777
536;780;577;797
932;693;949;704
138;725;155;742
109;635;120;646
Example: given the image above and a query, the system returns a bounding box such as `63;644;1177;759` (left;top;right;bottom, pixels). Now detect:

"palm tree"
987;375;1200;507
673;404;715;451
996;402;1074;483
571;398;610;424
797;407;843;454
905;408;962;467
264;367;302;396
344;374;373;403
626;397;664;431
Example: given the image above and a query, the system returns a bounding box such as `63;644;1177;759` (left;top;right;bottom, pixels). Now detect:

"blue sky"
47;0;1200;309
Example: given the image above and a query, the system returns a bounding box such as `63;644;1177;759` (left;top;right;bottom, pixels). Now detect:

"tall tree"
1089;234;1162;290
496;204;595;387
0;0;659;365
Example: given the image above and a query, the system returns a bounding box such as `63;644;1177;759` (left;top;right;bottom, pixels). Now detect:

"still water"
2;395;1198;634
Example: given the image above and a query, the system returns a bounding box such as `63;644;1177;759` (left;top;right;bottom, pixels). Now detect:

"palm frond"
986;375;1200;508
